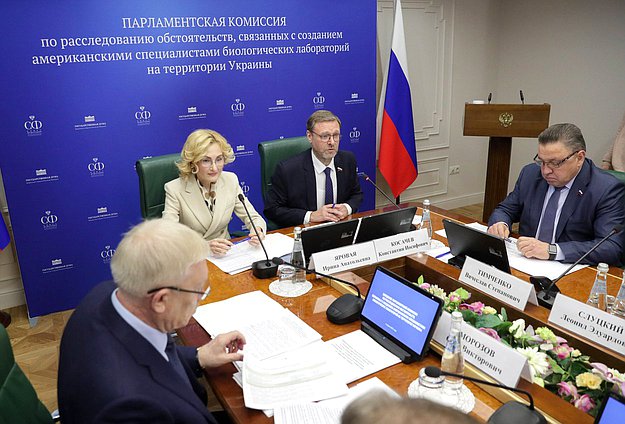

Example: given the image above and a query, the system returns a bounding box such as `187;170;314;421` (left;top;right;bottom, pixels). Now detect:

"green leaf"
500;307;508;322
460;309;478;325
417;275;424;286
475;314;503;329
569;361;590;378
549;358;565;375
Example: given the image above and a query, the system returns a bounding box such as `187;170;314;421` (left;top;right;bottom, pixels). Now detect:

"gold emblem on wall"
499;112;513;128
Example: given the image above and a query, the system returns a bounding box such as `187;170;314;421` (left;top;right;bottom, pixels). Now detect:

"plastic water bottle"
441;311;465;393
291;227;307;283
610;270;625;318
419;199;433;242
587;263;609;311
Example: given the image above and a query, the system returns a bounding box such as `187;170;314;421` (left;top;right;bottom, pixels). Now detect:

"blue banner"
0;0;376;316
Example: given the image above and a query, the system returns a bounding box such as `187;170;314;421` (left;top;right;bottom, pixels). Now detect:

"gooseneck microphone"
271;257;363;324
237;194;278;279
358;172;400;209
488;92;492;104
519;90;525;104
424;366;546;424
530;225;623;308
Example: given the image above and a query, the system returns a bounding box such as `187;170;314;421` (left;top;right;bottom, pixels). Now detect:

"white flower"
571;349;582;358
509;318;526;339
516;346;551;380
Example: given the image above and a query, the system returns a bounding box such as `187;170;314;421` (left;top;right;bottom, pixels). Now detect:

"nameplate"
460;256;537;311
311;242;377;274
549;294;625;356
374;229;430;261
433;311;531;387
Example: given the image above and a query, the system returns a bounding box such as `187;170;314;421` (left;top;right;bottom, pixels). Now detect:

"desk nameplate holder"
311;230;430;275
549;294;625;356
432;310;532;388
460;256;538;311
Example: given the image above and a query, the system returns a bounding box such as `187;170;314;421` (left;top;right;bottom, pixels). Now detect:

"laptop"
443;219;511;273
360;266;444;363
594;392;625;423
301;218;360;265
354;207;417;244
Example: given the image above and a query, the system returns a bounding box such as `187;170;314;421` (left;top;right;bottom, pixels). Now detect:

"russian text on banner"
378;0;417;198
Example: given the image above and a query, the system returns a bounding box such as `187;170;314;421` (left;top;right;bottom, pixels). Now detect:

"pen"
435;250;451;259
232;237;250;245
332;203;335;208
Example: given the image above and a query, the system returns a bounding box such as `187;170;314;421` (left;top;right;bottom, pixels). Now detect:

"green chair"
258;136;311;230
604;169;625;186
0;324;55;424
135;153;180;219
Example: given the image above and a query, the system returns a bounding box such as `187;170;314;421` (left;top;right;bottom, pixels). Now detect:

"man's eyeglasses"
533;150;580;169
310;130;341;142
147;285;211;301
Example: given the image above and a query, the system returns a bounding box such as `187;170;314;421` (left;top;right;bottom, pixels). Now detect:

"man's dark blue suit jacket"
58;281;216;423
264;148;363;228
488;158;625;265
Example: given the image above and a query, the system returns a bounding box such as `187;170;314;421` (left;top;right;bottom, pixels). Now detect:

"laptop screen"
301;219;360;265
361;267;443;361
443;219;511;273
355;207;417;244
595;392;625;424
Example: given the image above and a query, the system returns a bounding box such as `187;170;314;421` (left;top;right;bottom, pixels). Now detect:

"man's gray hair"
306;110;341;133
111;219;208;297
538;123;586;152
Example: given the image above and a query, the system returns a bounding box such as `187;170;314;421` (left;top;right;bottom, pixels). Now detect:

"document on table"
193;291;321;361
208;232;294;274
435;222;586;279
325;330;401;384
242;340;349;410
273;377;398;424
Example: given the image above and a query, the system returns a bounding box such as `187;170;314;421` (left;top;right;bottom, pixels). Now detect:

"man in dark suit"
58;219;245;423
264;110;363;228
488;123;625;265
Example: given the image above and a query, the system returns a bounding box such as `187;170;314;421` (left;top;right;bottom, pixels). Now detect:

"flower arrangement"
416;276;625;417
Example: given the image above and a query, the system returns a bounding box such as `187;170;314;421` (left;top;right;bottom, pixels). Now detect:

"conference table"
178;203;625;423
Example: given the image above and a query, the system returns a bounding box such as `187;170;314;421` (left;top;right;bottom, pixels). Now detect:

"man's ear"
149;289;168;314
306;130;313;144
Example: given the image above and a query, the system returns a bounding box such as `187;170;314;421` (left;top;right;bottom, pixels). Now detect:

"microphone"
530;225;623;308
358;172;400;210
424;366;546;424
488;92;492;104
519;90;525;104
237;194;278;279
271;257;363;324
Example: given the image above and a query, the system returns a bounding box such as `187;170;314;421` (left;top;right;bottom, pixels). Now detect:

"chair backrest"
258;136;310;203
604;169;625;187
0;324;53;424
135;153;180;219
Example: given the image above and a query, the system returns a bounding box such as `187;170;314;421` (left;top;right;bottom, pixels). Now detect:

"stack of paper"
208;232;294;274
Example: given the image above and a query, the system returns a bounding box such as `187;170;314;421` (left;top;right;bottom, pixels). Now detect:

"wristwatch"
548;243;557;260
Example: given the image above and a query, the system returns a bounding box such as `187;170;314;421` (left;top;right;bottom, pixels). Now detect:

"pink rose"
573;394;595;413
478;327;501;341
552;343;574;360
449;293;461;303
557;381;578;400
460;301;485;315
420;283;431;290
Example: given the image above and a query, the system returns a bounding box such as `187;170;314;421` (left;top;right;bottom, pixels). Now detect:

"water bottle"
610;270;625;318
291;227;307;283
419;199;433;242
587;263;609;311
441;311;465;393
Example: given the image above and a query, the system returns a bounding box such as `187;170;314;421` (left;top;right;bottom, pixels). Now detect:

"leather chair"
258;136;310;230
0;324;55;423
135;153;180;219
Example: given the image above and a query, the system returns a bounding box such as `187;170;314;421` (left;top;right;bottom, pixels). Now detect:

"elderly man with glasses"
58;219;245;423
487;123;625;265
264;109;363;228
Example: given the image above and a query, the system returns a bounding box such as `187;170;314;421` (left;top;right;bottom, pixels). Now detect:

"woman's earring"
191;164;198;174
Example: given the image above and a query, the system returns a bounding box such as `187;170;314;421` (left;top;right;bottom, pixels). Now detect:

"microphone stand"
358;173;401;211
237;194;278;279
272;257;364;324
530;226;621;308
424;366;546;424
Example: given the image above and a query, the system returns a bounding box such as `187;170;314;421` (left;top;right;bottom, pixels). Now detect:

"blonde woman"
163;129;266;256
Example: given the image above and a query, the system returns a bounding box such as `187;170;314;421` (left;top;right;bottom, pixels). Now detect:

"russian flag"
0;217;9;252
379;0;417;198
